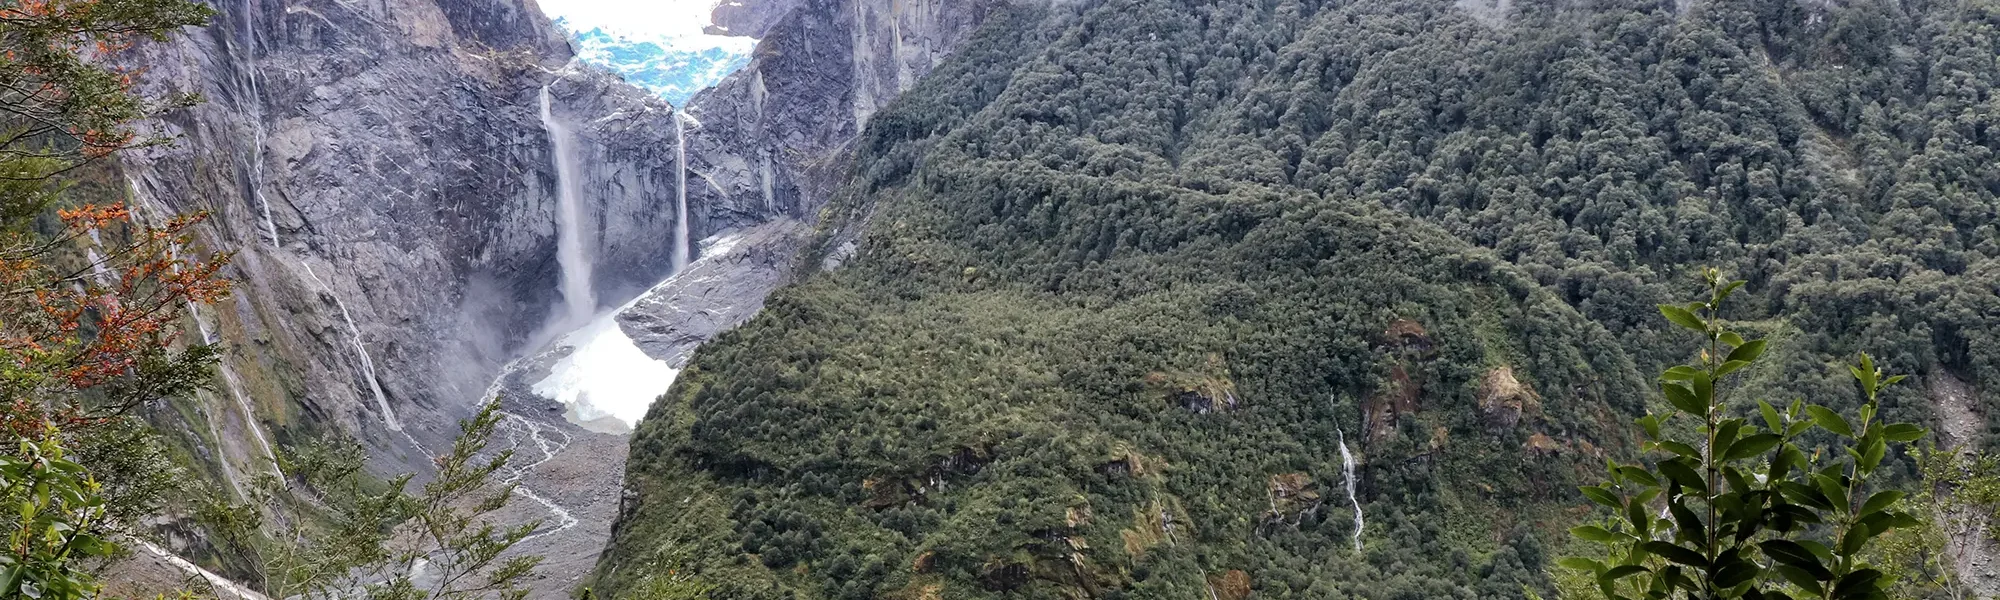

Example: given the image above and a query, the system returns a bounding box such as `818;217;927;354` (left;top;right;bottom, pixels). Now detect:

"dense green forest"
595;0;2000;596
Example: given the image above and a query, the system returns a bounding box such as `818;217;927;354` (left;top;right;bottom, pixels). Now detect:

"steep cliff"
119;0;701;452
107;0;711;591
678;0;996;230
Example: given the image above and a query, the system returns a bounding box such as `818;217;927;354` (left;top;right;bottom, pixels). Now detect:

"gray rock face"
118;0;699;460
616;220;806;367
678;0;998;232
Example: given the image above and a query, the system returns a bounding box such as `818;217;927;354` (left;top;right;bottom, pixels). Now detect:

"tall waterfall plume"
541;84;596;327
1337;428;1364;552
671;110;692;274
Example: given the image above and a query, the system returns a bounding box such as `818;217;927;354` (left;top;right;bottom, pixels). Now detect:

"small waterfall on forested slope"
233;0;279;248
540;85;597;329
672;110;692;273
1337;428;1364;552
298;263;402;433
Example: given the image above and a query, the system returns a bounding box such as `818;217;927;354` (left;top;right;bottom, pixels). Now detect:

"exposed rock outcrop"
119;0;703;467
1478;366;1540;430
111;0;708;592
678;0;998;230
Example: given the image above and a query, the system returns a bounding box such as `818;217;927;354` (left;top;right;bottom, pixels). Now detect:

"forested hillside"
596;0;2000;596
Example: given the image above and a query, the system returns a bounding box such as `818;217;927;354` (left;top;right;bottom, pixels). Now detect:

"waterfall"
126;177;279;488
235;0;279;249
137;540;269;600
1337;428;1364;552
671;110;691;273
190;305;283;481
299;263;402;431
540;85;596;327
84;248;114;286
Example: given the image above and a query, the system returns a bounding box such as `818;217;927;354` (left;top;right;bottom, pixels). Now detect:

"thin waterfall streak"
672;111;691;273
136;540;270;600
238;0;278;249
300;263;401;431
131;176;280;485
187;303;281;477
1337;428;1364;552
541;84;595;328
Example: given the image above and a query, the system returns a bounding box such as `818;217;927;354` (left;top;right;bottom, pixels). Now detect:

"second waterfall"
540;84;596;329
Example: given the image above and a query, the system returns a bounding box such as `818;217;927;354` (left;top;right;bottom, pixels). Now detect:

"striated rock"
1364;364;1420;443
1208;570;1252;600
116;0;704;468
1478;366;1541;430
1262;472;1323;526
1381;318;1436;358
678;0;999;231
1524;432;1562;455
979;559;1030;591
107;0;1005;590
616;220;806;366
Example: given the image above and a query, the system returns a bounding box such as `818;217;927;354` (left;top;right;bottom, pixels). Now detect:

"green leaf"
1716;360;1751;377
1637;414;1662;440
1659;305;1707;332
1889;511;1922;529
1774;565;1825;595
1728;339;1767;363
1715;559;1760;588
1559;557;1604;572
1572;525;1625;543
1854;354;1879;393
1805;405;1854;437
1860;490;1905;516
1657;440;1702;459
1840;523;1872;556
1881;423;1925;442
1615;466;1659;487
1581;486;1623;510
1759;399;1784;433
1860;437;1887;474
1693;374;1713;410
1641;541;1708;567
1763;540;1833;579
1770;503;1823;527
1658;460;1705;491
1663;366;1703;381
1725;433;1781;461
1814;474;1849;513
1626;498;1651;537
1835;568;1883;597
1603;564;1648;580
1719;280;1746;302
1661;383;1705;416
1669;500;1707;544
1720;331;1745;347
